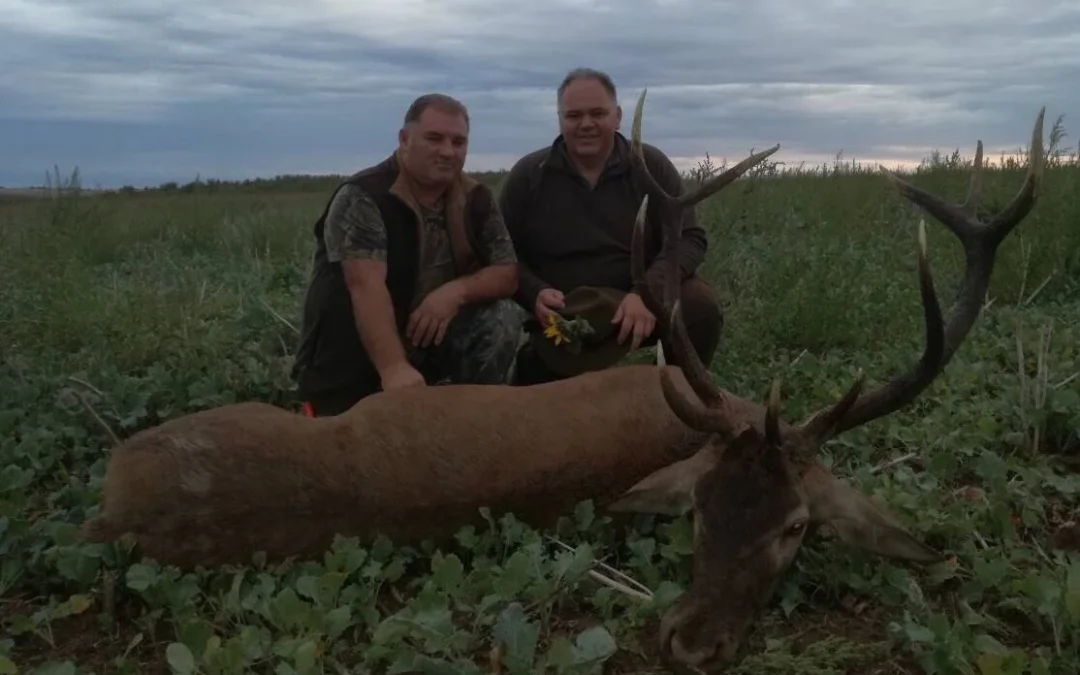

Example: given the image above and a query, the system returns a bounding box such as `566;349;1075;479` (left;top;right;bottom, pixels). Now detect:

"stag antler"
796;107;1047;442
627;89;779;426
629;89;780;313
651;104;1046;453
796;219;942;443
629;90;782;214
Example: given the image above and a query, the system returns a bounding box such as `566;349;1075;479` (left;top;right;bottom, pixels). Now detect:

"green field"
1;131;1079;675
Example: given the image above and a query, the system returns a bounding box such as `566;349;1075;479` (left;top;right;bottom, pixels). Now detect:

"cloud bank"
2;0;1078;187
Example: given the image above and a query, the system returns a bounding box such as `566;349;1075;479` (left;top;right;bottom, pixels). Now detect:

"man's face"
398;107;469;188
557;78;622;162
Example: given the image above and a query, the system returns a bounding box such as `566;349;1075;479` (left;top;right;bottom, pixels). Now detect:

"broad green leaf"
165;643;196;675
125;562;158;591
430;552;465;591
493;602;538;675
573;625;617;664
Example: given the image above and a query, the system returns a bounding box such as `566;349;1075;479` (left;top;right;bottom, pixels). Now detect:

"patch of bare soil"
1049;516;1080;552
776;604;922;674
5;594;169;675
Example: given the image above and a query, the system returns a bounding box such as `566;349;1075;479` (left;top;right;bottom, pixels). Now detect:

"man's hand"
406;281;466;348
534;288;565;324
611;292;656;351
379;361;426;391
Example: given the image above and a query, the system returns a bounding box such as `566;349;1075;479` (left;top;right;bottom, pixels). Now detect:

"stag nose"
660;616;740;674
714;634;739;664
660;623;721;673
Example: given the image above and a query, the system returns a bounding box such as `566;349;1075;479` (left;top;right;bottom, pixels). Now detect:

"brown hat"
529;286;634;377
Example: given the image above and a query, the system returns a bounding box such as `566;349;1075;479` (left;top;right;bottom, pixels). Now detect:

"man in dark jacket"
500;68;723;384
292;93;521;416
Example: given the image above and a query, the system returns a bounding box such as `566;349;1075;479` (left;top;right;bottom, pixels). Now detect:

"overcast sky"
2;0;1077;188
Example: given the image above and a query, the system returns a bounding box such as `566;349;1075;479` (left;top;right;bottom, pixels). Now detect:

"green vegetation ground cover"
1;139;1079;675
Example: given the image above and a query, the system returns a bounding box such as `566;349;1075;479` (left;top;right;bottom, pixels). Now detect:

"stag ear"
605;445;716;516
803;467;941;562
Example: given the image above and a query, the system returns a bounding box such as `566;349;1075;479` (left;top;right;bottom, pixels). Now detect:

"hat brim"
530;331;633;377
527;285;634;377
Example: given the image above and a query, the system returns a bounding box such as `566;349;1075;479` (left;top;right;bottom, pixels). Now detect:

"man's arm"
324;184;410;376
498;156;554;311
641;146;708;293
446;194;520;303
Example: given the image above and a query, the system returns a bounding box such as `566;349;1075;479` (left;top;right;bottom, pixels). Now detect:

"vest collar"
384;151;482;275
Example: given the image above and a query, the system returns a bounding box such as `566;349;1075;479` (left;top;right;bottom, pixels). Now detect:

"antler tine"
658;301;740;438
629;89;781;214
764;378;782;447
881;107;1045;248
669;300;725;407
677;144;781;210
986;107;1046;246
629;87;780;315
800;107;1047;441
629;89;678;208
798;368;867;443
629;191;680;321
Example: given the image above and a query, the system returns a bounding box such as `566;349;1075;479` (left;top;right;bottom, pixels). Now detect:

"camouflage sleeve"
477;201;519;266
323;184;387;263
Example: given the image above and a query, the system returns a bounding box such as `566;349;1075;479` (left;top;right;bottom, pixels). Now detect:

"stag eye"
785;521;807;537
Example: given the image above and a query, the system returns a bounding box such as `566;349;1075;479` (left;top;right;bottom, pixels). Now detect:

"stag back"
611;90;1047;673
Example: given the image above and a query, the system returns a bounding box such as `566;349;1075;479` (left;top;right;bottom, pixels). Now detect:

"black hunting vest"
292;154;496;398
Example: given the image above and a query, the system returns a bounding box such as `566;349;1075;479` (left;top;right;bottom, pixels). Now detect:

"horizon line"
3;146;1050;191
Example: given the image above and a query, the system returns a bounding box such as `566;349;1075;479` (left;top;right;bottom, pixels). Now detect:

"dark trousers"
512;276;724;386
303;298;523;417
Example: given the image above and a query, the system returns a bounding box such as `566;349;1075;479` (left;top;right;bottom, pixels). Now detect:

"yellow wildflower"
543;314;569;346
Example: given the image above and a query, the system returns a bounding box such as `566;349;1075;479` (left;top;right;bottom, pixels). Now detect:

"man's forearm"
511;263;551;312
349;284;408;375
448;263;519;304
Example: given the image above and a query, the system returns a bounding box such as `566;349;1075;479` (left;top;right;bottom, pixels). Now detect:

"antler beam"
802;107;1046;439
627;89;779;427
628;89;781;315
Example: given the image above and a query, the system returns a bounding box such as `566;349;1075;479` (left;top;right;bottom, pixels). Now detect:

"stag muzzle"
658;597;744;674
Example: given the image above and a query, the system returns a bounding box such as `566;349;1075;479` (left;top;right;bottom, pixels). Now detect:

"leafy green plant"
1;144;1078;673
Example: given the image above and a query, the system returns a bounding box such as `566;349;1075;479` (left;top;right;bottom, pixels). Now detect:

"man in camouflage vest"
292;93;521;416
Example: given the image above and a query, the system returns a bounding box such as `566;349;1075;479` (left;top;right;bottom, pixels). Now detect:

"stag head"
611;89;1047;673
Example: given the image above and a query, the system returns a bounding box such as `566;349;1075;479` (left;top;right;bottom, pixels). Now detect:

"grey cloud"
0;0;1077;186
